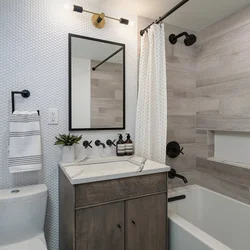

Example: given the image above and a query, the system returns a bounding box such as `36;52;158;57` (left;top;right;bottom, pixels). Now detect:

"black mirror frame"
68;33;126;131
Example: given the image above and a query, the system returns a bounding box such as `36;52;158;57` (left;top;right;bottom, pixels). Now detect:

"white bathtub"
168;185;250;250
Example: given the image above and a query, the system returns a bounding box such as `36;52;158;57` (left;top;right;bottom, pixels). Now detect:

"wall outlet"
48;108;59;125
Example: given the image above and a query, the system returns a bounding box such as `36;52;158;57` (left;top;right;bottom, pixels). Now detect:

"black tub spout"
168;169;188;184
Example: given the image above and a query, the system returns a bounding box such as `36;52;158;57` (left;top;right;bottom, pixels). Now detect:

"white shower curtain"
135;24;167;164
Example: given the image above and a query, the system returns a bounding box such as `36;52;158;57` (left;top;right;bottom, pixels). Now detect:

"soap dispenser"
116;134;125;156
125;133;134;156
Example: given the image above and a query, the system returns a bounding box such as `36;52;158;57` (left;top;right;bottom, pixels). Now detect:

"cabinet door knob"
117;224;122;229
132;220;136;225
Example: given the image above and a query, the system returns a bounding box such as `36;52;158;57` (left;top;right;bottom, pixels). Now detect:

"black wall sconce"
65;4;131;29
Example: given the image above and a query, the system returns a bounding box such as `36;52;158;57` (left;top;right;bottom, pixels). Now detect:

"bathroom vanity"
59;157;170;250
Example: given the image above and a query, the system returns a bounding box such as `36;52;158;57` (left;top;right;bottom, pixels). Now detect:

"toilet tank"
0;184;47;246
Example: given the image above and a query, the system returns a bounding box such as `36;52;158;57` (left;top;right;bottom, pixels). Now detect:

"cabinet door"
126;194;167;250
76;202;124;250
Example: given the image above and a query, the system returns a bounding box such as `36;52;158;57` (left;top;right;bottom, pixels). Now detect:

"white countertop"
59;156;170;185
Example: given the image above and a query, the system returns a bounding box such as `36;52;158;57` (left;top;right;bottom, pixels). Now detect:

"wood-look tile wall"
91;60;123;128
138;8;250;200
194;6;250;204
137;17;197;188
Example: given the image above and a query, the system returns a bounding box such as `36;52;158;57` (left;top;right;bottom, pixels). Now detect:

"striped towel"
9;111;42;173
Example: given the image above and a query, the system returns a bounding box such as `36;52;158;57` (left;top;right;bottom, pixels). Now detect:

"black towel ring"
11;90;40;115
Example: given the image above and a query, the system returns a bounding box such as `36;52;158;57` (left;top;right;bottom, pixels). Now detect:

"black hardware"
117;224;121;229
106;139;116;147
73;5;83;13
168;169;188;184
166;141;184;158
95;140;106;148
92;47;123;71
11;90;40;115
97;15;104;23
140;0;190;36
168;195;186;203
120;18;129;25
11;190;20;194
169;32;197;46
132;220;136;225
72;5;129;25
83;140;92;149
11;90;30;113
68;34;126;131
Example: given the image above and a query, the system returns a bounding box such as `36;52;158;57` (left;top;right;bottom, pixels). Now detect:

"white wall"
72;57;91;128
0;0;137;249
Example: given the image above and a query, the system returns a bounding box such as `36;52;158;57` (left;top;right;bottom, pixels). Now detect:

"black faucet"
168;169;188;184
95;140;106;148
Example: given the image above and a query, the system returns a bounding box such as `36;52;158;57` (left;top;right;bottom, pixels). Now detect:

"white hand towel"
9;111;42;173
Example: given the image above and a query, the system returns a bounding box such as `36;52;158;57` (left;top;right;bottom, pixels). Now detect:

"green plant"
54;134;82;146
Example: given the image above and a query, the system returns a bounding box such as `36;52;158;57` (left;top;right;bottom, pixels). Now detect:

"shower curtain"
135;24;167;164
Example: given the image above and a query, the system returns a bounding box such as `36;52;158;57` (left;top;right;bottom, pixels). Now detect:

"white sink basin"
59;156;170;185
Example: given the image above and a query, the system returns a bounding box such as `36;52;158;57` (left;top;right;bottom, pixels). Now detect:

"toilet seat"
0;238;47;250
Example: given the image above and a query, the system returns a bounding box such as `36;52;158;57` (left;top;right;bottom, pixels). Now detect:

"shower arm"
174;32;189;39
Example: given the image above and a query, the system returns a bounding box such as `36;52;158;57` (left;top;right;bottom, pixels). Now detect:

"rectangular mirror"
69;34;125;130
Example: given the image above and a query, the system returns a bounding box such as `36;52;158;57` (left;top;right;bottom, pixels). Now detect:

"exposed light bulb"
129;21;135;27
64;4;69;9
64;4;73;10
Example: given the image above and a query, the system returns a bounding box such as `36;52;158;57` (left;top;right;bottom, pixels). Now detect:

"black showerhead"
169;32;197;47
184;34;197;46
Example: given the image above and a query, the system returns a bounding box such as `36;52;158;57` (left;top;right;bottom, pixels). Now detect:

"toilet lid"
0;239;47;250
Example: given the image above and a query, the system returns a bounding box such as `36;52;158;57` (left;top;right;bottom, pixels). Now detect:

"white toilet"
0;184;48;250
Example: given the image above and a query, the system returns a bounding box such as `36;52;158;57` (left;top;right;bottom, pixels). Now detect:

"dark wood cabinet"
76;202;124;250
126;194;167;250
59;168;168;250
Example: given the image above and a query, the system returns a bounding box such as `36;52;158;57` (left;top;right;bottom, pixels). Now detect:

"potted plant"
55;134;82;163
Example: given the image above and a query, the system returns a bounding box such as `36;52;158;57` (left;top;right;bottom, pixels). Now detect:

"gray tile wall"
194;6;250;204
91;60;123;128
138;7;250;201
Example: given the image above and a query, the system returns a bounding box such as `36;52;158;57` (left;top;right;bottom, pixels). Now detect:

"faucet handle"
166;141;184;158
83;140;92;149
106;139;116;147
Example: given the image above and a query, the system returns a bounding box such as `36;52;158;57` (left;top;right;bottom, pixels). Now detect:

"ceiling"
89;0;250;31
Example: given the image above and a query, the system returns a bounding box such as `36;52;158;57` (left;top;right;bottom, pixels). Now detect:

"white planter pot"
61;146;75;163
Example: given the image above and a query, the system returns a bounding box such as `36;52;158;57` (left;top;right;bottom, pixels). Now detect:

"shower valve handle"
180;147;184;155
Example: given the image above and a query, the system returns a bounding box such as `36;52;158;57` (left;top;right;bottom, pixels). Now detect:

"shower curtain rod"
140;0;190;36
92;47;123;71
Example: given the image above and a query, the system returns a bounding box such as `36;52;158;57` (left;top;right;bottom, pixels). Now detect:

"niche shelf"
207;157;250;170
206;130;250;170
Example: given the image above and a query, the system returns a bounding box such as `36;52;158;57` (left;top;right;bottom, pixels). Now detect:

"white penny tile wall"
0;0;137;249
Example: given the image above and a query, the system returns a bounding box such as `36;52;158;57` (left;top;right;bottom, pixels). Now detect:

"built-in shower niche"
207;131;250;169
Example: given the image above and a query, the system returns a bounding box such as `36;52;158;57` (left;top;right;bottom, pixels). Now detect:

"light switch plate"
48;108;59;125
